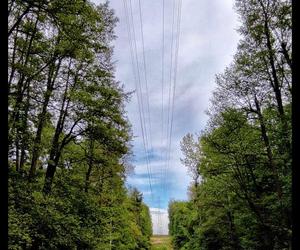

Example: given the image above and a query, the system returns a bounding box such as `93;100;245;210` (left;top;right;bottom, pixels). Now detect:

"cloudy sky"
92;0;240;235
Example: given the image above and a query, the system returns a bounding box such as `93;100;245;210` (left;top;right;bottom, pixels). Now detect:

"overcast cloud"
92;0;240;235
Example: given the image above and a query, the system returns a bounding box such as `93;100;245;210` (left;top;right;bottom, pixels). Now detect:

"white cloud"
91;0;240;216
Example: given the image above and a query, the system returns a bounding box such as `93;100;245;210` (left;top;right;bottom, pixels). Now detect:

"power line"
128;0;154;186
163;0;177;198
166;0;176;154
128;0;154;200
129;0;153;198
138;0;153;154
156;1;167;230
160;0;166;208
123;0;183;215
164;0;182;198
123;0;153;199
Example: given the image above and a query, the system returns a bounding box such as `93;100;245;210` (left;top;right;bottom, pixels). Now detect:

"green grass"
151;235;173;250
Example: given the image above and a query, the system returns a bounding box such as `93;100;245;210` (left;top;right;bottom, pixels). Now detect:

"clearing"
151;235;173;250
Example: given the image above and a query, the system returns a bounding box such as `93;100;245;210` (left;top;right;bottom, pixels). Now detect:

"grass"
150;235;173;250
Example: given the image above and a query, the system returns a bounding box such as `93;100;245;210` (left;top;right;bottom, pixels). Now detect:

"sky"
92;0;240;235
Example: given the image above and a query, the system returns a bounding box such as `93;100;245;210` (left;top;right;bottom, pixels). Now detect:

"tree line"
169;0;291;249
8;0;152;249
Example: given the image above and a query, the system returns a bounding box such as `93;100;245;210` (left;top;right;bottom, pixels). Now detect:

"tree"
180;133;202;187
8;1;152;249
169;0;291;249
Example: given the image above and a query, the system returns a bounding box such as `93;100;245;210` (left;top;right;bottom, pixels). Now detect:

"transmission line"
123;0;153;199
162;0;177;197
138;0;153;154
159;0;166;210
164;0;182;197
123;0;183;217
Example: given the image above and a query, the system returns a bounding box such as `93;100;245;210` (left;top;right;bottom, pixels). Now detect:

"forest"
8;0;292;249
8;0;152;249
168;0;292;249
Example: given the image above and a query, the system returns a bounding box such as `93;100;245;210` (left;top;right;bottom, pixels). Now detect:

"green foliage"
169;0;291;249
126;188;153;249
168;201;195;250
170;106;291;249
8;0;152;248
9;167;153;249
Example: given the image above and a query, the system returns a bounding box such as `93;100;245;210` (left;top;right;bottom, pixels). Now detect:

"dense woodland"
8;0;292;249
169;0;292;249
8;0;152;249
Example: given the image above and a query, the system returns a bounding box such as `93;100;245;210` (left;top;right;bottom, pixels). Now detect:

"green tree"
8;1;152;249
169;0;291;249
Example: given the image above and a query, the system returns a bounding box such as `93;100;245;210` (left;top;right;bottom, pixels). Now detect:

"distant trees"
169;0;291;249
168;200;195;249
180;133;202;187
8;0;152;249
127;188;153;249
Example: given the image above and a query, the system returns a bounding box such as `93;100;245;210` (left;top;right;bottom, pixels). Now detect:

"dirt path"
150;235;173;250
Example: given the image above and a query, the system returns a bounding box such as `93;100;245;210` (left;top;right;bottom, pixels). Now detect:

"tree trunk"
43;117;64;194
19;86;31;170
259;0;290;153
85;139;94;193
43;150;61;194
15;140;20;171
254;95;282;200
280;42;292;70
226;210;241;250
29;58;62;179
8;30;19;94
42;64;72;193
8;5;31;37
9;14;40;170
